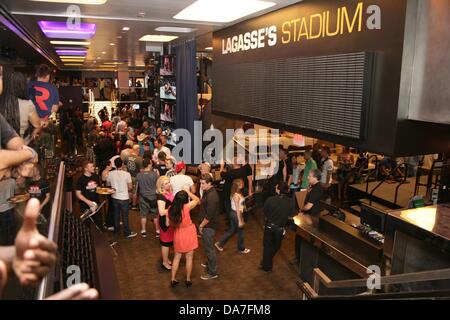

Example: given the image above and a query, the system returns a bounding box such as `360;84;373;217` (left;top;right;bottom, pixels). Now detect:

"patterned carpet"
110;206;300;300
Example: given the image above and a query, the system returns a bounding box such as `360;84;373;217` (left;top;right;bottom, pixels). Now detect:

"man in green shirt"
301;150;317;189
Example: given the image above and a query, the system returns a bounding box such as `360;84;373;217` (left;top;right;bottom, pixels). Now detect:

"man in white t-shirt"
319;146;334;189
170;162;195;195
152;137;171;163
106;157;137;239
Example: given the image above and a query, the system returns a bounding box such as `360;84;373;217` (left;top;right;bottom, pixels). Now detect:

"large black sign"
213;0;407;149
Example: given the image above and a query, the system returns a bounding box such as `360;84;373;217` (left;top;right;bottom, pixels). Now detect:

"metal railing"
368;163;408;206
298;267;450;300
37;161;65;300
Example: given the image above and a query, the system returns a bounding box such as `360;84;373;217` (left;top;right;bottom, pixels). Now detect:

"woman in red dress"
168;188;200;288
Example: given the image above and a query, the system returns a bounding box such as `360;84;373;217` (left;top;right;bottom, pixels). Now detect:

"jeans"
202;227;218;276
218;210;245;251
262;224;285;271
112;199;131;236
0;208;16;246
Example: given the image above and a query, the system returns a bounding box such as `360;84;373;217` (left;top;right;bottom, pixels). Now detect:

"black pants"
0;208;16;246
261;224;284;271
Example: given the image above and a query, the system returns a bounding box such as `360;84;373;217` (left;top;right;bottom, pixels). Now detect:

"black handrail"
369;163;408;206
360;154;379;193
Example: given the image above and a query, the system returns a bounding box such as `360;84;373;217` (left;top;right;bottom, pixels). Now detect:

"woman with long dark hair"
0;69;40;139
169;188;200;288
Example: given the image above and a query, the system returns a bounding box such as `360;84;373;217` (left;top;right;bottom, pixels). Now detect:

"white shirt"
18;99;35;137
321;158;334;185
152;146;171;163
107;169;132;200
170;174;194;195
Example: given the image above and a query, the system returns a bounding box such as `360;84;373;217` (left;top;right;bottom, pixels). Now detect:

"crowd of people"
0;63;98;299
2;63;426;297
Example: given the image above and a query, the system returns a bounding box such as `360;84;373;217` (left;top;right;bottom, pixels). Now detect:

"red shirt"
102;120;112;131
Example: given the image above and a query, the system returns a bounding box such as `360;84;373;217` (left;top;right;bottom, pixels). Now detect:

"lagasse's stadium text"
221;2;381;55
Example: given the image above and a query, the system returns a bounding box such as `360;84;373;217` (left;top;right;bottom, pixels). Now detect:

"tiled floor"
111;207;300;300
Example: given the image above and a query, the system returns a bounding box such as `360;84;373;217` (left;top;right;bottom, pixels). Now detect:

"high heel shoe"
171;280;179;288
161;263;172;271
185;280;192;288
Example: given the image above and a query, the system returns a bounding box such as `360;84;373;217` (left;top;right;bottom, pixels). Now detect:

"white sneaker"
240;248;251;254
127;232;138;238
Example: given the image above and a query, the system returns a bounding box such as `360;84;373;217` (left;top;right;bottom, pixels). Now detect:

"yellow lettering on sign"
325;9;340;37
309;13;323;39
341;2;363;34
292;18;300;42
297;17;309;42
281;21;291;44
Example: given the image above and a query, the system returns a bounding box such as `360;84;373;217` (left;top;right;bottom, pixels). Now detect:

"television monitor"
160;101;175;123
160;55;175;76
159;79;176;100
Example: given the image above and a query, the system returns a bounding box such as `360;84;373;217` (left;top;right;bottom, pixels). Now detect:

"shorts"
139;196;158;219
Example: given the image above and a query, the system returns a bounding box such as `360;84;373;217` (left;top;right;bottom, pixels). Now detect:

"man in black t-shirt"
261;182;295;272
75;160;100;226
294;169;323;264
27;167;51;218
154;151;168;176
199;174;220;280
301;169;323;216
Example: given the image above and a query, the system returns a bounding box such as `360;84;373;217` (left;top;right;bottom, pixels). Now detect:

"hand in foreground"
46;283;99;300
13;198;57;286
0;260;7;297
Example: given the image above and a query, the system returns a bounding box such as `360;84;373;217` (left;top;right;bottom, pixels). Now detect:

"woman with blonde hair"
215;178;250;254
156;176;174;271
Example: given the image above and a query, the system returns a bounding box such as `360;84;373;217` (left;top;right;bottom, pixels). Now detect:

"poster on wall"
160;55;176;76
160;100;175;123
159;78;176;100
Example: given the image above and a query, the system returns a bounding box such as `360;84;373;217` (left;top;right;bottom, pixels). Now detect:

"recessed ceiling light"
56;49;87;56
122;27;130;31
174;0;276;23
110;43;115;46
97;56;101;59
138;35;178;42
137;12;146;18
155;26;196;33
102;51;107;54
50;40;91;45
38;21;96;39
31;0;107;4
205;47;213;50
117;35;122;39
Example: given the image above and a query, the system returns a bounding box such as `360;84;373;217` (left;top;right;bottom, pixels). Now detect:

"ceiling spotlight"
174;0;276;23
50;40;91;45
122;27;130;31
32;0;107;4
102;51;107;54
155;26;196;33
138;35;178;42
137;12;145;18
205;47;213;50
110;43;115;46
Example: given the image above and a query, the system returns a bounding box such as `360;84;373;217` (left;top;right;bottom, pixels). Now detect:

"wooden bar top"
293;214;373;278
388;204;450;241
